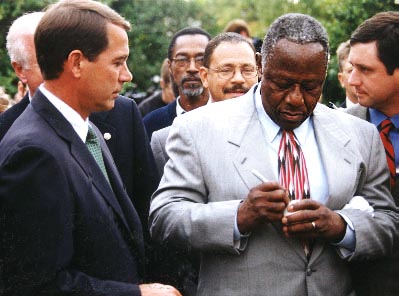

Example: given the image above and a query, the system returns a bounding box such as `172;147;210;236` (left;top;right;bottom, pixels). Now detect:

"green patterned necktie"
85;126;110;183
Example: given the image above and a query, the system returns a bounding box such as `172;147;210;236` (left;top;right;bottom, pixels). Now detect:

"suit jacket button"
306;268;312;276
104;133;111;140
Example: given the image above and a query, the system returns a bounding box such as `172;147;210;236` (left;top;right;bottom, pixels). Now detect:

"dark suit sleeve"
0;146;141;296
0;95;29;142
130;100;160;227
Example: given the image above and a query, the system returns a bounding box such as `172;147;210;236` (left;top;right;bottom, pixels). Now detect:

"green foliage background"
0;0;398;104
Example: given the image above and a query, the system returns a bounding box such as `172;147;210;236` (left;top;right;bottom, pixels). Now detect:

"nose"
348;68;359;86
187;57;199;73
120;63;133;82
286;84;304;106
231;68;245;83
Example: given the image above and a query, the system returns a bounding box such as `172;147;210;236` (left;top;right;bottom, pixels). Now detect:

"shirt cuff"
233;201;251;251
332;212;356;258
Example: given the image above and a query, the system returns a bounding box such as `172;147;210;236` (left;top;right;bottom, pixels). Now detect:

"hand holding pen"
236;170;289;234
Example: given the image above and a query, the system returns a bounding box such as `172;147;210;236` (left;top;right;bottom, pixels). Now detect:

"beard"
178;75;204;99
181;85;204;98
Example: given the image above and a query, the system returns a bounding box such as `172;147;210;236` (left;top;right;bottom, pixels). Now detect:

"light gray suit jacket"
150;84;398;296
345;103;399;296
151;126;170;176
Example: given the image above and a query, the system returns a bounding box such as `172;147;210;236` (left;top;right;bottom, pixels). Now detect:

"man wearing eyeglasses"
143;27;211;139
199;32;259;102
143;27;211;296
151;32;259;176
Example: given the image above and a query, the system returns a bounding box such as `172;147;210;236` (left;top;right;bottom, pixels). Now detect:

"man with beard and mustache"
143;27;211;139
150;32;259;176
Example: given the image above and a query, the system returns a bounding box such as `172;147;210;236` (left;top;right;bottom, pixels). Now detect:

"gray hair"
6;12;44;69
261;13;329;69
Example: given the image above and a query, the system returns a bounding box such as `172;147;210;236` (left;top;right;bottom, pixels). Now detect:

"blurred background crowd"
0;0;398;112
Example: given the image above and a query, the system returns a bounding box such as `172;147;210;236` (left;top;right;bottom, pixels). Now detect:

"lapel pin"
103;133;111;140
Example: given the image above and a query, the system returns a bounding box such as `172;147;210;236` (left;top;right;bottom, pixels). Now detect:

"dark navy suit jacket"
143;99;177;139
0;94;158;227
0;94;30;141
90;97;159;229
0;90;144;294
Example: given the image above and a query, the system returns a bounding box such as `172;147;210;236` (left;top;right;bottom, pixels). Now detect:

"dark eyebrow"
113;55;128;62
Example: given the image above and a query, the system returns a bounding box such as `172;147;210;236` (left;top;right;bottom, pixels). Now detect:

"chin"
278;119;304;131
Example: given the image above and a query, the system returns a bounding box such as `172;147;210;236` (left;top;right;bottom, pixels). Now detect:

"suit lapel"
90;111;117;157
167;99;177;123
228;88;309;261
31;91;133;237
313;105;360;209
229;96;362;262
308;105;362;262
95;124;145;260
230;86;278;189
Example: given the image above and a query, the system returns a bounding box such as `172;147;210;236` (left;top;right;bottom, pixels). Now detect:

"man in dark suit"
1;7;158;242
143;27;211;138
0;1;181;295
345;11;399;296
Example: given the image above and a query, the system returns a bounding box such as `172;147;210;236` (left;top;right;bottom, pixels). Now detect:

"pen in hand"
251;169;270;183
328;101;339;110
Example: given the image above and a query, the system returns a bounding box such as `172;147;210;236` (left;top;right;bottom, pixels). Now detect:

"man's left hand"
281;199;346;243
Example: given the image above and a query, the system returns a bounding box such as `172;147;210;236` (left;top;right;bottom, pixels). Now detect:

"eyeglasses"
208;66;258;80
171;56;204;68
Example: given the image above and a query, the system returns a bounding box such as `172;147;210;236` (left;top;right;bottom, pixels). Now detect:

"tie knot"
282;130;299;146
86;127;97;143
282;130;294;138
379;119;394;134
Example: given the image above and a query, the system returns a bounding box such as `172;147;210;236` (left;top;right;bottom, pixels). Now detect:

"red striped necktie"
378;119;396;188
278;130;310;201
278;130;312;258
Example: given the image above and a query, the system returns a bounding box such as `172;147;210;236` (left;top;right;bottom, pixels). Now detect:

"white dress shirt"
175;97;186;116
39;84;90;142
234;85;355;256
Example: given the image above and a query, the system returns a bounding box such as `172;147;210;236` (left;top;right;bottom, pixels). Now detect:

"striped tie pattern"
278;130;310;201
86;126;110;183
278;130;312;258
378;119;396;188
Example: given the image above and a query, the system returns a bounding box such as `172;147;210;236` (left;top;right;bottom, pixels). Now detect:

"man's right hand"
237;182;289;234
139;283;182;296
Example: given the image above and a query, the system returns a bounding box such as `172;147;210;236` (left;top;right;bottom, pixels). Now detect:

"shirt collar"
369;108;399;129
39;84;89;142
345;97;355;108
254;83;311;146
175;96;186;116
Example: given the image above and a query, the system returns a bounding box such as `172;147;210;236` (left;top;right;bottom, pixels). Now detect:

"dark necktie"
278;130;312;257
378;119;396;187
86;126;110;183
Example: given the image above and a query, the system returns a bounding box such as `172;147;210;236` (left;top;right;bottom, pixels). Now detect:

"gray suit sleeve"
149;117;242;254
150;130;168;177
337;124;399;261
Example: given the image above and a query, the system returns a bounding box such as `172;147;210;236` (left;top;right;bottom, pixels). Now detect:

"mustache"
223;85;250;94
181;75;201;84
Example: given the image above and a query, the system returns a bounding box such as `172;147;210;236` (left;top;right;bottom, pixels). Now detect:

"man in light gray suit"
149;13;398;296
